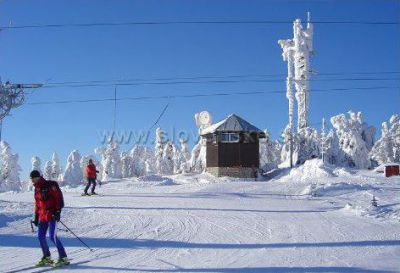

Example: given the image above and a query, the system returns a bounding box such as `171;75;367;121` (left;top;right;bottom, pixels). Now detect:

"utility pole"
113;85;117;134
321;117;326;163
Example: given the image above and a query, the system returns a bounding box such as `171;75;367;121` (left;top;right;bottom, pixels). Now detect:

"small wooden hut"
201;114;266;178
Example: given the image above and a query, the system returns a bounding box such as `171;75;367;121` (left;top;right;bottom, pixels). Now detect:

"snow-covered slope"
1;166;400;272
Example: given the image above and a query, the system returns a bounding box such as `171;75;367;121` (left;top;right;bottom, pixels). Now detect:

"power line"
41;77;400;89
148;103;169;131
26;85;399;106
1;20;399;30
44;71;400;87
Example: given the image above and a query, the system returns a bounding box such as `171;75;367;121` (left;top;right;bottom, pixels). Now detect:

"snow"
1;161;400;273
276;158;336;183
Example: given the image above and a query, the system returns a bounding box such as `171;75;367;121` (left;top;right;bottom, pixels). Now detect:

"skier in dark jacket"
31;170;69;267
82;159;99;196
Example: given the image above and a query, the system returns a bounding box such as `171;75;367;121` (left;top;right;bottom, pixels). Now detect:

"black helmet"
30;170;41;179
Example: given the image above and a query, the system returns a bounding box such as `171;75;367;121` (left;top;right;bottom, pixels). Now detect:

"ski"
31;259;90;273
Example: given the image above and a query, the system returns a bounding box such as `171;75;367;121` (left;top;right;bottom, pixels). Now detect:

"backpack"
46;180;65;209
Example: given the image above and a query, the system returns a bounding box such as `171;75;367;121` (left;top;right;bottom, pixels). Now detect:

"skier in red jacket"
82;159;99;196
31;170;69;267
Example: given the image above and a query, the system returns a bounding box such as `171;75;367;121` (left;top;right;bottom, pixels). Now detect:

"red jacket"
34;177;64;222
85;164;97;179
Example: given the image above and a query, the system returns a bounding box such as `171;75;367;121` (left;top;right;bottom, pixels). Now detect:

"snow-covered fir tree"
323;129;340;165
129;145;147;177
63;150;83;185
189;132;207;173
96;142;122;181
280;125;296;166
330;111;373;169
121;152;133;178
31;156;42;173
280;126;320;167
362;123;376;151
369;114;400;165
154;127;166;174
260;129;281;172
175;139;190;173
370;122;394;165
43;160;53;180
50;152;62;180
0;141;22;192
389;115;400;162
144;146;156;175
162;141;175;175
297;127;320;164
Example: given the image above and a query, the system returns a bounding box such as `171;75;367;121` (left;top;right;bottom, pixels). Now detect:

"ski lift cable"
25;85;399;106
41;77;400;89
44;71;400;86
1;20;399;30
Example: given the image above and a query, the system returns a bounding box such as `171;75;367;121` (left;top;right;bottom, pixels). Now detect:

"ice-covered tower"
277;38;295;135
293;13;313;130
279;12;313;132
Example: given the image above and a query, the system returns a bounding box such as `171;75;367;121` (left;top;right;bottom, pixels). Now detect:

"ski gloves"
53;210;61;222
33;210;61;225
33;214;39;226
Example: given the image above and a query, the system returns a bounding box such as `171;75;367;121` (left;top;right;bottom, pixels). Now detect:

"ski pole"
30;220;35;233
58;220;94;252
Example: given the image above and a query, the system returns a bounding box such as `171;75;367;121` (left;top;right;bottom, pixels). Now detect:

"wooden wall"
205;133;260;168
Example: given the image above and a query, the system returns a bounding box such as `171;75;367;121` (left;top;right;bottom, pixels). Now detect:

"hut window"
221;133;239;143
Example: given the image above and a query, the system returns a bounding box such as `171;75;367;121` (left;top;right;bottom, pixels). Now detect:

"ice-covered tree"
121;152;133;178
43;160;53;180
154;127;166;174
0;141;22;192
330;111;372;169
362;123;376;151
323;129;340;165
50;152;62;180
31;156;42;173
369;114;400;165
389;115;400;162
280;126;320;167
63;150;83;185
144;146;156;175
175;139;190;173
189;140;206;173
162;141;175;175
370;122;394;165
280;125;296;166
260;129;281;172
129;145;149;177
297;127;320;164
96;142;122;181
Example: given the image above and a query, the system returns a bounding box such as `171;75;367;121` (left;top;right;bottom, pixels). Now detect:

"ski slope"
1;168;400;273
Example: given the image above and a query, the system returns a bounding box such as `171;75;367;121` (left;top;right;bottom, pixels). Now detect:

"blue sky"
0;0;399;179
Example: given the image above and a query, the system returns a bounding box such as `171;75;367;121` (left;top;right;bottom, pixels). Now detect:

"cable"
148;103;169;131
45;72;400;87
26;85;399;106
1;20;399;30
41;77;400;89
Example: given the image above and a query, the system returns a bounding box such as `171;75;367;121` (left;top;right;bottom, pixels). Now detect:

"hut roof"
201;114;265;136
